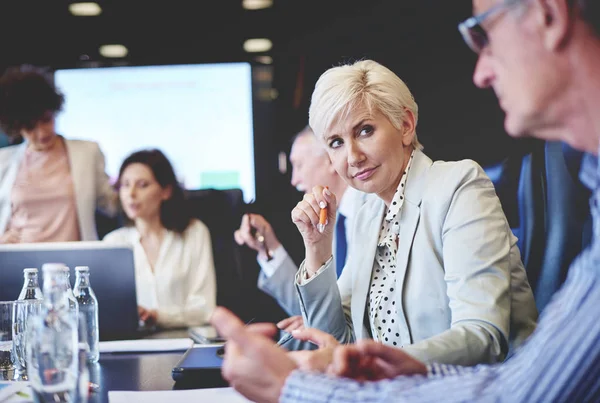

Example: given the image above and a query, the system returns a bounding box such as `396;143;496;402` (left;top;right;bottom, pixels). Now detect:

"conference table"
90;330;226;403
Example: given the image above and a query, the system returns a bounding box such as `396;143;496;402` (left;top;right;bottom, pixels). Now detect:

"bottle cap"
23;268;38;274
75;266;90;273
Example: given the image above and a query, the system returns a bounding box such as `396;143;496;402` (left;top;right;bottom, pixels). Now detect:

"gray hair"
308;60;422;150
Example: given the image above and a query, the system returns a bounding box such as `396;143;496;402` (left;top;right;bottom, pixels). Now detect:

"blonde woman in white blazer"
0;68;117;243
290;60;538;367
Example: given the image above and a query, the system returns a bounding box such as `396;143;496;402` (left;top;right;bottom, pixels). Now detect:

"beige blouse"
7;139;80;242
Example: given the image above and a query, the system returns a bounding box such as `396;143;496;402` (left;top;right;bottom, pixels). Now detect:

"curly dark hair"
117;149;192;234
0;66;64;141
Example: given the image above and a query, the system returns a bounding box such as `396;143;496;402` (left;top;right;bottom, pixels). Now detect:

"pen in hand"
249;216;273;261
276;331;294;346
317;207;328;233
317;186;329;233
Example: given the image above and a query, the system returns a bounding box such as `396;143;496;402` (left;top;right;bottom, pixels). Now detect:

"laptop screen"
0;241;140;341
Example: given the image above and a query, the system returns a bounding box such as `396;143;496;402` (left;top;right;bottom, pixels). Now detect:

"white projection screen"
54;62;255;202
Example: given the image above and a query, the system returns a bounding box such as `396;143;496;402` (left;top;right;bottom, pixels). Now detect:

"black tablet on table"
172;345;228;388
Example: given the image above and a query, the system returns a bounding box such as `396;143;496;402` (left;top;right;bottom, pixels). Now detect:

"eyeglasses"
458;0;522;53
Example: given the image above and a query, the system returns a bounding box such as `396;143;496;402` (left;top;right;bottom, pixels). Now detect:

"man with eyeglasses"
209;0;600;401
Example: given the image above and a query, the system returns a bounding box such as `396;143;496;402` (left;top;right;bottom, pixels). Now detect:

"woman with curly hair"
0;67;117;243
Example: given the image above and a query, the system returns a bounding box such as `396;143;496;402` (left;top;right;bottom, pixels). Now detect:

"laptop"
0;241;141;341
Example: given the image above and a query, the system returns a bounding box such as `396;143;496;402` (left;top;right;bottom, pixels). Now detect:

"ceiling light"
243;39;272;53
242;0;273;10
99;44;128;58
255;56;273;64
69;2;102;16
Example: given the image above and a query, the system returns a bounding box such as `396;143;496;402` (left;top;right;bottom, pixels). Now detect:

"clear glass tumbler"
0;301;16;381
11;300;43;380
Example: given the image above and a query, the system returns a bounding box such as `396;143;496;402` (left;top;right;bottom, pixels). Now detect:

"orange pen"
317;187;328;233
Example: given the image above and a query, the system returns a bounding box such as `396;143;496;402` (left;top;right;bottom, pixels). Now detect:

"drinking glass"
11;300;42;380
73;312;89;403
0;301;15;380
26;305;78;402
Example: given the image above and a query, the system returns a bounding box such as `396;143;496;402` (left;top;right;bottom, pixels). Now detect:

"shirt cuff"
281;370;330;403
426;362;469;378
296;256;334;286
257;245;288;277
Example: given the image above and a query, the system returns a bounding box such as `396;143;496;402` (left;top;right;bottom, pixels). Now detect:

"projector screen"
54;63;255;202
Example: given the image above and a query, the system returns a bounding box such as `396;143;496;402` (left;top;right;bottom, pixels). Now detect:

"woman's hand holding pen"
234;214;281;260
291;185;337;275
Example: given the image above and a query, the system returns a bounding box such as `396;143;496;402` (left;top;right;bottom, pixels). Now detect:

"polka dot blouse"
366;150;415;347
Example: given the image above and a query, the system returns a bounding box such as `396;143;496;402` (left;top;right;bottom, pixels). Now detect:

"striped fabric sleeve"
281;370;432;403
426;363;473;378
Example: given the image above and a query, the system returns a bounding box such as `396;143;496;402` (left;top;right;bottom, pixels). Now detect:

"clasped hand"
287;327;427;380
210;308;427;403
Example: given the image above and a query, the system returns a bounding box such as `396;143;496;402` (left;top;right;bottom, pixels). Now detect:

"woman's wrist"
304;243;332;275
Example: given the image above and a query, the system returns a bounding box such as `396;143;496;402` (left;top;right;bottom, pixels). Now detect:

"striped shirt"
281;152;600;403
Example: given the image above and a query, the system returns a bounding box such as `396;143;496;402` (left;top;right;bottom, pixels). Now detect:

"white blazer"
0;138;118;241
296;150;538;366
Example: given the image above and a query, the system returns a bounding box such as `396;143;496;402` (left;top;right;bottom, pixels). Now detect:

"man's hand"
329;339;427;381
287;327;340;372
291;327;339;348
211;307;297;403
234;214;281;260
0;229;21;244
277;315;304;333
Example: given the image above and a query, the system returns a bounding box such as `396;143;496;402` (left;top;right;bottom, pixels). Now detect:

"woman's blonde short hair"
308;59;423;150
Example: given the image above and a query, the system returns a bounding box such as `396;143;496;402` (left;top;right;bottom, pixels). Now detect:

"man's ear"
536;0;575;50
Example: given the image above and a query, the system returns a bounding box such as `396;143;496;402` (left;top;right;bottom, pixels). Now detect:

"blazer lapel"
392;150;431;344
64;139;86;226
351;197;384;339
0;143;27;233
393;202;420;344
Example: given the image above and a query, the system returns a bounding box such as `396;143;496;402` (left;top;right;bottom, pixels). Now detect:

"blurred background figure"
104;149;216;329
234;126;367;325
0;66;118;243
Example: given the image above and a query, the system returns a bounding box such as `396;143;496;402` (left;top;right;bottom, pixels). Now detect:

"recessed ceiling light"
243;39;272;53
99;44;128;58
255;56;273;64
242;0;273;10
69;2;102;16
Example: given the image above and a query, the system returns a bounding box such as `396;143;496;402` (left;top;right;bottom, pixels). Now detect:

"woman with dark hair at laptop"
104;149;216;329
